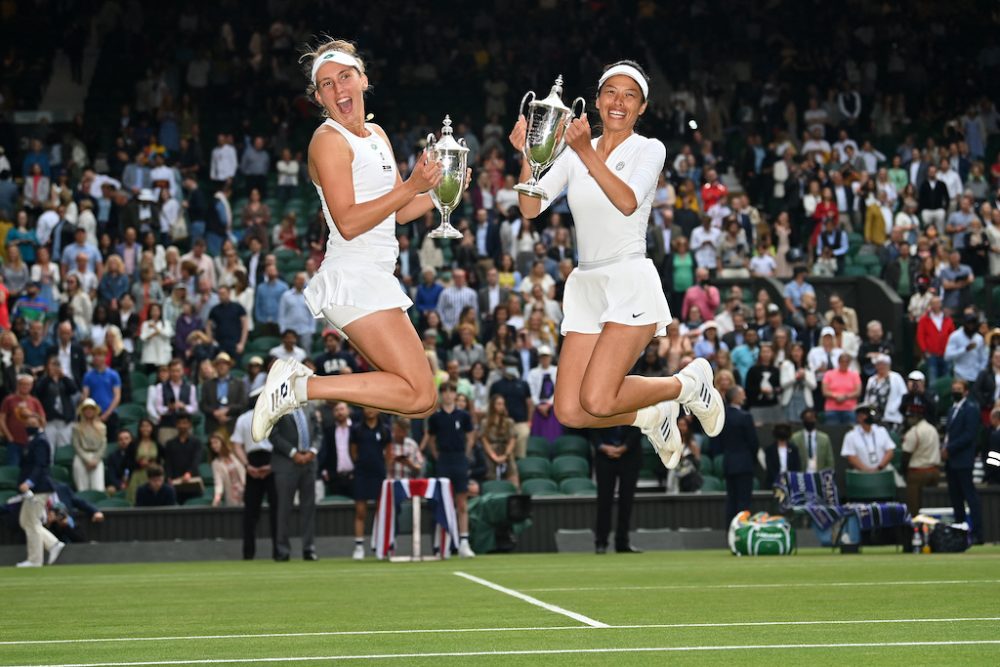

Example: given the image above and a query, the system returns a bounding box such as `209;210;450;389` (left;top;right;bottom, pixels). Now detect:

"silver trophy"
425;115;469;240
514;75;586;199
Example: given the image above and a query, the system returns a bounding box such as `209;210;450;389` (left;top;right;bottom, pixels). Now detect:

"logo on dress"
615;161;625;171
371;143;378;150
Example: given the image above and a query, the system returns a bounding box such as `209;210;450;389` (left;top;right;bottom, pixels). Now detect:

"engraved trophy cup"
426;115;469;240
514;75;586;199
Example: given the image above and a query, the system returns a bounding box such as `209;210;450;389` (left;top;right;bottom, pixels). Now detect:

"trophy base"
513;183;549;200
427;223;463;240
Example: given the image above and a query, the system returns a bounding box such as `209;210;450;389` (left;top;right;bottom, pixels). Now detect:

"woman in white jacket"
139;302;174;371
780;342;817;422
527;345;561;443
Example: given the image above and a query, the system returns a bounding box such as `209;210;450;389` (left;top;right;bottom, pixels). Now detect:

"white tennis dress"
536;133;670;336
304;119;412;333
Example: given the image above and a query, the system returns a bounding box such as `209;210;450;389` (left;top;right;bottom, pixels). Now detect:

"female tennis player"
253;39;450;441
509;60;724;467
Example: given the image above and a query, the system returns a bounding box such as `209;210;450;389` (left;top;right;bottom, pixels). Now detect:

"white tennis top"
538;133;665;266
313;119;399;267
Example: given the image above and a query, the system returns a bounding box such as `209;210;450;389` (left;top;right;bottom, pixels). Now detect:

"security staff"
591;425;642;554
231;389;277;560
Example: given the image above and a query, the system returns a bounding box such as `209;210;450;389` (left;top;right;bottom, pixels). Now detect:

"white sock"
294;375;310;404
676;373;696;402
632;405;659;430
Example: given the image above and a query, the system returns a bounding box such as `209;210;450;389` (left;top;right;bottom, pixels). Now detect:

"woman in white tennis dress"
509;60;724;467
253;39;446;441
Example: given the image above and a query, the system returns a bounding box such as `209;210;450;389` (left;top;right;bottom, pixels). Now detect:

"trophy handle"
552;98;588;163
571;96;587;119
517;91;536;160
425;132;437;155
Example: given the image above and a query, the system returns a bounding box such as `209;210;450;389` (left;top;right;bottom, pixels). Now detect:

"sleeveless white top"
303;119;412;318
314;119;399;267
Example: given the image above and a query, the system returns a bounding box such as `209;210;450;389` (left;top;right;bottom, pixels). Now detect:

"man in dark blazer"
54;321;87;387
199;352;249;436
790;408;835;472
710;386;760;523
270;407;319;561
396;232;422;289
764;422;802;488
477;267;510;327
944;379;983;544
16;413;63;567
591;426;643;553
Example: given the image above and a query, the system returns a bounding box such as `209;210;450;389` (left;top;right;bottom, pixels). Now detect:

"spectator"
135;464;177;507
209;134;237;189
945;313;988;383
34;356;77;449
208;284;250;360
916;296;954;385
254;264;288;335
690;216;721;270
1;374;46;466
791;408;835;472
349;407;390;560
278;273;315;353
764;422;801;488
105;427;137;497
944;379;983;544
387;417;422;480
53;321;87;387
275;148;299;202
918;165;949;234
841;404;896;472
162;412;203;504
200;352;249;437
240;137;270;196
858;320;893;381
780;342;817;422
71;398;107;492
450;324;486;376
681;267;720;323
435;269;478;335
782;267;815;312
479;395;519;488
900;401;941;517
731;326;760;384
822;353;862;424
138;303;174;372
711;386;760;522
319;401;355;498
270;329;308;364
938;250;974;315
152;358;198;445
863;354;908;431
490;358;533;458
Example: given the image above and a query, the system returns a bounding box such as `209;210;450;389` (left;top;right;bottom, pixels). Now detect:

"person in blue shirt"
81;346;122;440
254;264;288;335
782;267;815;311
414;268;443;316
59;227;104;277
278;273;316;353
21;139;50;177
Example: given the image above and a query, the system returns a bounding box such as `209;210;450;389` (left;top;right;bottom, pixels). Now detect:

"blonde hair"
105;325;125;355
300;37;366;99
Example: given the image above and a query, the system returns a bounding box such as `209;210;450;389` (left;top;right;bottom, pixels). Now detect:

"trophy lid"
532;75;572;113
431;115;468;153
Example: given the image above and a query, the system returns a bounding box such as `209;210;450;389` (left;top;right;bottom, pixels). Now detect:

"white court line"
1;617;997;647
453;571;609;628
5;640;1000;666
523;578;1000;592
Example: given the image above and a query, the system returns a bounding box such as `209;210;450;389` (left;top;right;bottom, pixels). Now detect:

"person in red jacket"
700;168;729;212
916;295;955;386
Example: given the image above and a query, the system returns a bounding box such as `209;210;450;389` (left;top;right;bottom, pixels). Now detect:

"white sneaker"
15;560;41;568
458;540;476;558
641;400;683;469
352;544;365;560
677;358;725;437
251;358;314;442
47;541;65;565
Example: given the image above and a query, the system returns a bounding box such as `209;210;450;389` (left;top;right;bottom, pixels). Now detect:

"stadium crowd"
1;1;1000;554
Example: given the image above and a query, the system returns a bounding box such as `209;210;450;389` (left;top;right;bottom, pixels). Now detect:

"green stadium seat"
553;435;590;459
517;456;551;481
54;446;75;468
701;475;725;492
118;404;147;423
845;469;896;501
481;480;517;495
131;371;150;390
95;497;131;509
698;455;713;473
521;478;559;496
132;387;148;406
550;455;589;482
526;436;551;459
50;466;71;484
712;455;725;479
247;336;281;355
0;489;16;504
931;375;954;413
320;494;354;504
184;497;213;506
853;254;881;267
76;489;108;503
559;477;597;496
198;463;214;485
844;266;868;277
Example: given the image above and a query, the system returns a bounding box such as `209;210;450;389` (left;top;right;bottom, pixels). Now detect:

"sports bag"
728;511;795;556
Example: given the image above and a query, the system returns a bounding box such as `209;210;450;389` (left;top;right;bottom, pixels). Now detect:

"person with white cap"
899;370;938;424
862;353;908;431
508;60;723;469
252;38;455;443
70;398;107;492
527;345;561;443
806;326;843;388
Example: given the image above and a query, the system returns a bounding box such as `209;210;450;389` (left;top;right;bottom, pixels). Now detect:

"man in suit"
591;426;643;554
54;321;87;388
15;413;64;567
477;267;510;328
270;407;319;561
944;379;983;544
199;352;249;437
396;233;421;290
318;401;354;498
790;408;835;472
231;392;278;559
918;165;950;235
711;386;760;522
764;422;802;488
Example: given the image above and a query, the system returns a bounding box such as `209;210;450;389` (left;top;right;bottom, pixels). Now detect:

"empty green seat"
183;497;213;507
518;457;551;481
853;254;881;267
0;465;22;490
131;371;150;389
521;478;558;496
845;469;896;501
553;434;590;459
701;475;725;492
526;436;551;459
712;455;725;479
0;489;16;504
76;490;108;503
96;497;131;509
550;455;589;482
198;462;214;484
844;265;868;277
559;477;597;496
118;404;147;423
50;466;71;484
132;387;148;406
481;479;517;495
54;446;75;468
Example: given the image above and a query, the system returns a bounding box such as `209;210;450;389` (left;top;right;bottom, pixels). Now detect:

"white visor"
311;50;361;85
598;64;649;100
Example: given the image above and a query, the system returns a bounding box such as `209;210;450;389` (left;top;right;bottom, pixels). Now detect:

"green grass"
2;548;1000;665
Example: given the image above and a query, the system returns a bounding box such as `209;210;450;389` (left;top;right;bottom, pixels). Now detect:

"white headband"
311;50;361;85
598;65;649;100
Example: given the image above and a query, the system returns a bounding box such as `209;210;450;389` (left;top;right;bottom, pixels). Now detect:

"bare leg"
555;325;683;429
305;309;437;418
455;492;469;534
354;500;367;539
